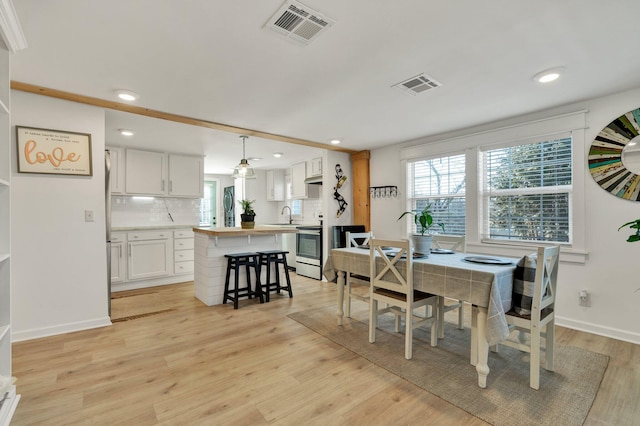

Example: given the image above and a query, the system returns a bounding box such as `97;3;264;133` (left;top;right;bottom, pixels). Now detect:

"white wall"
371;87;640;344
11;91;110;341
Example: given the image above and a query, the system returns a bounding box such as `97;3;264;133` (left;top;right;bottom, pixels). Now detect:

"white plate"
430;248;454;254
462;256;512;265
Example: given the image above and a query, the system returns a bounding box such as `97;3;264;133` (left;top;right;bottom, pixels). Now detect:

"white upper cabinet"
123;149;203;198
308;157;322;177
125;149;165;195
266;169;285;201
291;161;307;199
169;154;203;198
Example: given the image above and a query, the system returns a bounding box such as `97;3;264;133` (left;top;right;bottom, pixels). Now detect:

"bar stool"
223;252;264;309
256;250;293;302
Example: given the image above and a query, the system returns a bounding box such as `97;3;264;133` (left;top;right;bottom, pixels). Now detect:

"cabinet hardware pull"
170;181;173;192
162;180;165;191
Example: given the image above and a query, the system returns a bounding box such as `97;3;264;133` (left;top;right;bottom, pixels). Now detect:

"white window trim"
401;110;587;263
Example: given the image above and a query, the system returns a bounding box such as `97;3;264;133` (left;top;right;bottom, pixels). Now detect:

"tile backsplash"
111;196;200;227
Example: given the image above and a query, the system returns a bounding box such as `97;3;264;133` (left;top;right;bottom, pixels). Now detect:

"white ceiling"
9;0;640;174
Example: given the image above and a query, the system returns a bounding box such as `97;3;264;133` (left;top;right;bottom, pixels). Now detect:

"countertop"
112;225;197;232
193;226;298;237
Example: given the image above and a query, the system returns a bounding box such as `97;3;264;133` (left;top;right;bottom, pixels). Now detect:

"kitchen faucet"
281;205;293;224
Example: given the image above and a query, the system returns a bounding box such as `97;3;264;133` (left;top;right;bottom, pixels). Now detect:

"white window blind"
407;154;466;235
482;136;572;243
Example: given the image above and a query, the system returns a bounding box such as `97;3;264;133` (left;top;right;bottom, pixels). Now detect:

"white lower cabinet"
127;231;172;281
174;229;195;274
111;227;195;291
110;233;126;283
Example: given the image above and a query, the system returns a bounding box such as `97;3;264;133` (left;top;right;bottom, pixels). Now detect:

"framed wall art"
588;108;640;201
16;126;93;176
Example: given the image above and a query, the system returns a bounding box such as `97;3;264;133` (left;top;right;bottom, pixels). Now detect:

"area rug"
288;307;609;426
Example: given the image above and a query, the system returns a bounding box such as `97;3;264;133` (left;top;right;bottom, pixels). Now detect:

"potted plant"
397;204;445;255
239;199;256;229
618;218;640;242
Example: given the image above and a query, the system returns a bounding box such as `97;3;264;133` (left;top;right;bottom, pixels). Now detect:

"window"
481;136;572;243
406;154;466;235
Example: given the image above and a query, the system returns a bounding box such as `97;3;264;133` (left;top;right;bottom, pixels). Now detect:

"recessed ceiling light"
330;139;341;145
248;157;263;161
533;67;565;83
119;129;134;136
273;152;283;158
114;89;139;101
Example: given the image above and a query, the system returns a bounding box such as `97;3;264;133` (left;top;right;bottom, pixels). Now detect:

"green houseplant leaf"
397;204;445;236
618;218;640;243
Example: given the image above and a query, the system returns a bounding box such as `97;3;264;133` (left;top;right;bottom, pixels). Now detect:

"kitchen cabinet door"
266;169;285;201
110;241;126;283
169;154;203;198
128;239;172;280
106;146;124;194
308;157;322;177
291;162;307;199
125;149;166;195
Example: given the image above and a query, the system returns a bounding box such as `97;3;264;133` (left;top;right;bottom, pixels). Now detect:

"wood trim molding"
351;150;371;231
11;81;358;153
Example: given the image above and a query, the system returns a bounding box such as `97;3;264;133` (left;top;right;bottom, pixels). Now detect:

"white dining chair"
344;231;373;317
431;235;466;336
369;238;438;360
496;245;560;389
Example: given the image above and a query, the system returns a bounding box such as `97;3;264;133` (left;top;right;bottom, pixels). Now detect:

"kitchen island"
192;226;298;306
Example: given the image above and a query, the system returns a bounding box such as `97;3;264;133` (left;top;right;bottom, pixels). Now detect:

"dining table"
323;246;518;388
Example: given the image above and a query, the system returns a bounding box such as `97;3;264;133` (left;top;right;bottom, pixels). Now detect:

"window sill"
467;241;587;264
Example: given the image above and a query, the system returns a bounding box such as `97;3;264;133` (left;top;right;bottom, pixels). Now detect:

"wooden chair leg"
345;279;352;318
546;321;555;372
530;326;542;390
405;309;413;360
430;313;438;347
369;299;377;343
437;297;445;339
457;300;464;329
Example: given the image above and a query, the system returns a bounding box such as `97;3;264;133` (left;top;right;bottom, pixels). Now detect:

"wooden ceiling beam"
11;81;357;153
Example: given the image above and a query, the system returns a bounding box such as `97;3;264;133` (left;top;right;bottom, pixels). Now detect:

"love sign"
16;126;92;176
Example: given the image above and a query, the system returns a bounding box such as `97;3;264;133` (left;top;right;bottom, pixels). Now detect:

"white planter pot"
410;234;433;256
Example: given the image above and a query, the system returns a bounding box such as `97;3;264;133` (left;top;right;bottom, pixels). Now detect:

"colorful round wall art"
588;107;640;201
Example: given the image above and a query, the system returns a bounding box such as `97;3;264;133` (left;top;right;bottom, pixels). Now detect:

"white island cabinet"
193;226;298;306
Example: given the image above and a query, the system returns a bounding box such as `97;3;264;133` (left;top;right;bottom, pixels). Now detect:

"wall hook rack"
369;185;398;198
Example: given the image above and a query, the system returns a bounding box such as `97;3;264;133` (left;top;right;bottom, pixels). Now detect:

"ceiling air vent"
392;74;442;96
264;1;334;46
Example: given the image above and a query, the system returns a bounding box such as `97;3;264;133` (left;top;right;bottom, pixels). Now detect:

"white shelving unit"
0;42;20;425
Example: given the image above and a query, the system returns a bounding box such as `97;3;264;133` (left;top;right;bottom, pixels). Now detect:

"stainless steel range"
295;226;322;280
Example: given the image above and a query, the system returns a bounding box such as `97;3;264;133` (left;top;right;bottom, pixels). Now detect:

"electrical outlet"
84;210;94;222
579;289;590;307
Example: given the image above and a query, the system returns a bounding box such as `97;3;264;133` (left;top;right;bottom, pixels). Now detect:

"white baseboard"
556;316;640;345
111;274;194;292
11;317;112;342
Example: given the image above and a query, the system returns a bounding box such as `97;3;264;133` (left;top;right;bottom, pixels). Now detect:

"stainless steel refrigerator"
105;149;112;315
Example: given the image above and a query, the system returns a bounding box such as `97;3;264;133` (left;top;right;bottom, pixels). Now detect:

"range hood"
304;175;323;185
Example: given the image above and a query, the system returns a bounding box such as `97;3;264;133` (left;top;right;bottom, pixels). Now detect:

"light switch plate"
84;210;94;222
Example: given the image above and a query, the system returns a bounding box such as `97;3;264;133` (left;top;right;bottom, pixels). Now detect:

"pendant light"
232;135;256;179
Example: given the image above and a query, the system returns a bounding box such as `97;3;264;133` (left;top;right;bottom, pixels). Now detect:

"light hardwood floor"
11;274;640;425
